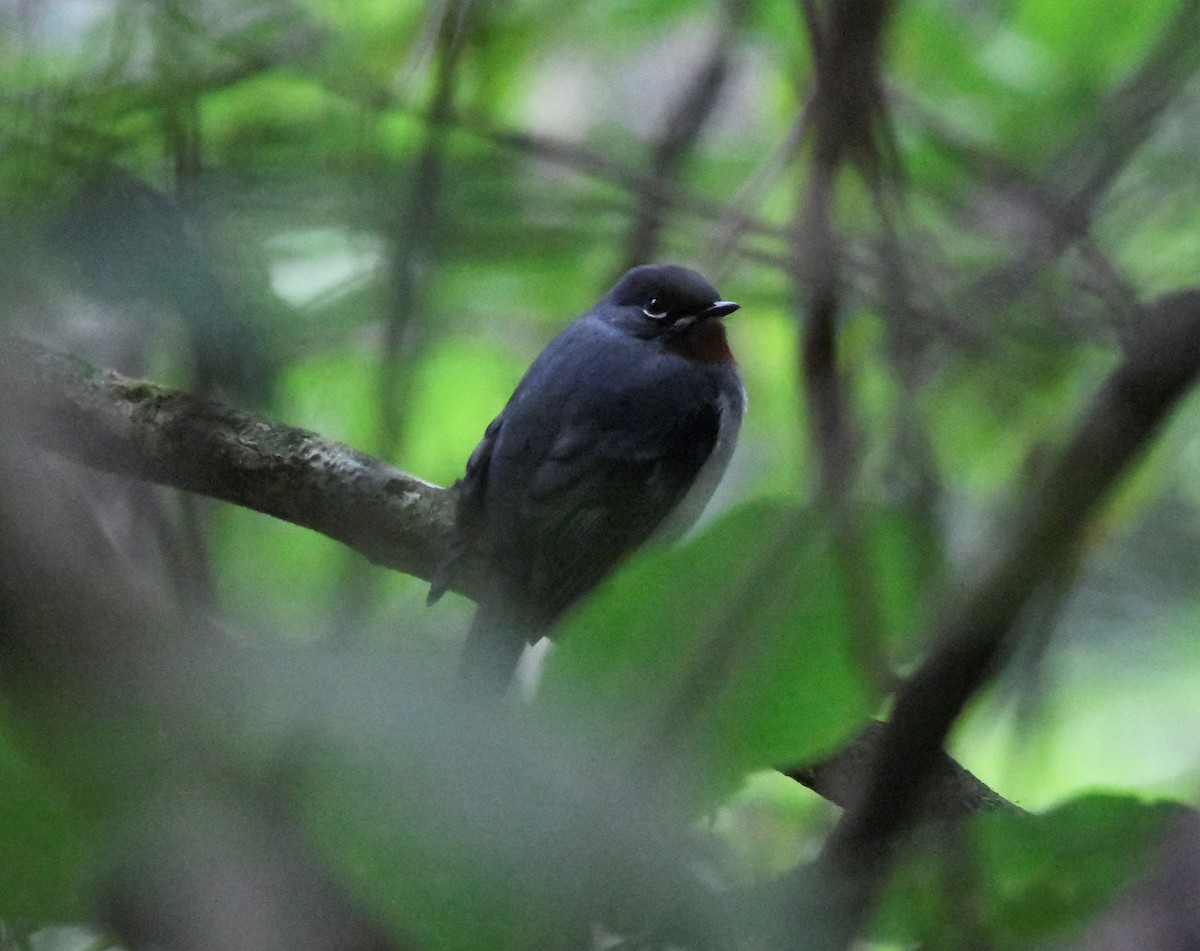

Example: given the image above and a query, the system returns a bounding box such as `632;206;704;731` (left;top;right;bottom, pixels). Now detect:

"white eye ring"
642;299;668;320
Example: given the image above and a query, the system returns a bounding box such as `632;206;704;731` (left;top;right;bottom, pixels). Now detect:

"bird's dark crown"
601;264;736;330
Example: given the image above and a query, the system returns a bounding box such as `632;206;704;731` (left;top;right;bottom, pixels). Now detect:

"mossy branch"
3;338;481;599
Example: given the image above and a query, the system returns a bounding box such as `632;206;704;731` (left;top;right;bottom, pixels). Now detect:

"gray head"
598;265;739;336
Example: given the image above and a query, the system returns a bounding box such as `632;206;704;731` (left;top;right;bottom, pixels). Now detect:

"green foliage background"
3;0;1200;948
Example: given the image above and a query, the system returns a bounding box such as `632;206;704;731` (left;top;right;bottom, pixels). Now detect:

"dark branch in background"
476;119;790;244
869;171;948;621
797;155;854;495
784;5;1200;944
463;110;979;367
621;0;749;271
402;108;956;345
802;0;896;178
456;105;1002;355
808;288;1200;946
428;2;1199;360
796;0;896;496
460;110;982;362
785;720;1021;819
958;0;1200;315
794;0;900;692
705;93;813;279
379;0;469;455
325;0;471;636
4;338;472;599
898;97;1143;333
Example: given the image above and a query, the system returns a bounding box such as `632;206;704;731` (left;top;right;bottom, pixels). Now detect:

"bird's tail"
459;600;527;694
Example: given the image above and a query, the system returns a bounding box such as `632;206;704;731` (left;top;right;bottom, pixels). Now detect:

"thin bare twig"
705;91;814;279
900;95;1142;329
378;0;470;457
622;0;750;271
473;118;792;244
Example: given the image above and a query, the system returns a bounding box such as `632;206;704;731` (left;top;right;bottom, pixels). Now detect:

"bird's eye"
642;298;668;320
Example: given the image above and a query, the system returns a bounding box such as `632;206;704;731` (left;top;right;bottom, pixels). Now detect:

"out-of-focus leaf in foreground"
531;502;894;806
874;794;1187;949
0;721;96;926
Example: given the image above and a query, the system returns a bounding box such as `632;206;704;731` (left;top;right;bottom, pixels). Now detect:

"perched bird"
429;264;745;687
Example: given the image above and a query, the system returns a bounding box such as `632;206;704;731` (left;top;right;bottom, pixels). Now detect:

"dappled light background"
4;0;1200;948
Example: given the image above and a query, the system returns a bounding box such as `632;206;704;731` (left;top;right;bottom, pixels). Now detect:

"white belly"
654;382;745;543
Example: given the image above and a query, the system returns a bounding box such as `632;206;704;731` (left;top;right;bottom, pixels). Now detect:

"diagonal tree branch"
802;287;1200;946
784;720;1021;819
621;0;750;271
2;338;477;599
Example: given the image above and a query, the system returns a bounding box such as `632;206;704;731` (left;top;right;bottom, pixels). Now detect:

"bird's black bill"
702;300;739;319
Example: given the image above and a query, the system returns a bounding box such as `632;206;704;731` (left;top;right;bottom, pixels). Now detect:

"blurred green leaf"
532;502;880;805
0;719;96;924
867;503;943;661
874;794;1186;949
